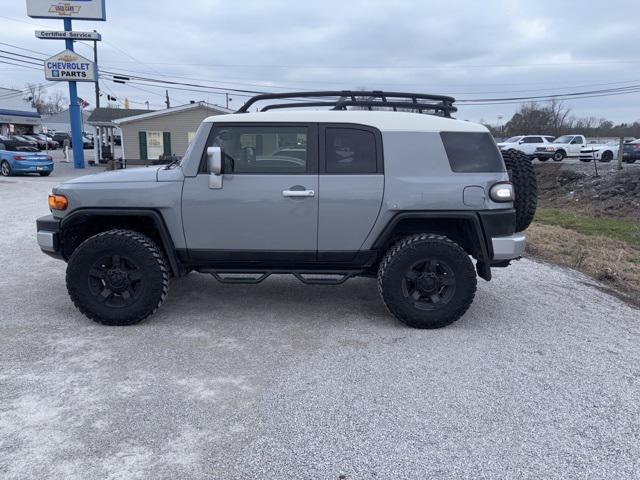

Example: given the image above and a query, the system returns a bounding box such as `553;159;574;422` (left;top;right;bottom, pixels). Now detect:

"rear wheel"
39;171;51;177
378;234;477;329
600;150;613;162
1;161;12;177
66;229;169;326
538;157;549;162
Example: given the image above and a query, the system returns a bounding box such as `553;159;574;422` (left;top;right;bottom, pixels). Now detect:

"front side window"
524;136;543;143
325;127;378;174
210;126;308;174
554;135;573;144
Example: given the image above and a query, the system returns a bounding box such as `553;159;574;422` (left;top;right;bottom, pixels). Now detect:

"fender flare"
60;208;182;276
371;211;492;281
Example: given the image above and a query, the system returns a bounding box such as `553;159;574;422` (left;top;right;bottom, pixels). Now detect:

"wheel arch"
371;211;492;281
60;208;182;276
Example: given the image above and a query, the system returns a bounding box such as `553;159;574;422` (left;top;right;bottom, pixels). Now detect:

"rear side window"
325;127;378;174
440;132;505;173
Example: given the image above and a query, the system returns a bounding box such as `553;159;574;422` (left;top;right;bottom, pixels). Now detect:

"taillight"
489;182;514;202
13;155;25;160
48;194;68;211
47;155;53;160
634;145;640;151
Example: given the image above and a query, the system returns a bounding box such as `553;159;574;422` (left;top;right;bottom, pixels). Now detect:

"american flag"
78;97;90;109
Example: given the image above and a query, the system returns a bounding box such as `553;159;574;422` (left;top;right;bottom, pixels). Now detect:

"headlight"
489;182;514;202
48;194;68;211
545;146;557;152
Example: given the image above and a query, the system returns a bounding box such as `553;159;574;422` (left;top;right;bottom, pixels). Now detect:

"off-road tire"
501;149;538;232
66;229;169;326
553;150;565;162
377;234;477;329
1;161;12;177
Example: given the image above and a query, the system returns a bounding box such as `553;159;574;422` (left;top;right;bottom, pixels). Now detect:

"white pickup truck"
534;134;587;162
496;135;555;157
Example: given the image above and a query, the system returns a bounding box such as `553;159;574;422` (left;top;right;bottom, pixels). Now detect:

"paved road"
1;173;639;479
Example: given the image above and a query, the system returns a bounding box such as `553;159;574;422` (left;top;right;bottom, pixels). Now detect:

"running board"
200;269;362;285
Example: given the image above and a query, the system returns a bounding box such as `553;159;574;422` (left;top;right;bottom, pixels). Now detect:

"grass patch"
534;208;640;247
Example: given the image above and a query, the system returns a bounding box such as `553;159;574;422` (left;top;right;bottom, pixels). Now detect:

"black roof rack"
235;90;457;117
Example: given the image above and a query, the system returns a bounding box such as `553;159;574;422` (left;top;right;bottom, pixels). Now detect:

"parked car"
30;133;60;149
36;90;538;329
579;141;620;162
52;132;72;147
24;134;51;150
622;138;640;163
0;134;32;149
82;136;93;149
12;135;40;149
496;135;555;158
535;134;587;161
0;140;53;177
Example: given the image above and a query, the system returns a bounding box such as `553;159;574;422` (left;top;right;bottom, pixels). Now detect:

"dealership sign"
36;30;101;41
26;0;106;21
45;49;97;82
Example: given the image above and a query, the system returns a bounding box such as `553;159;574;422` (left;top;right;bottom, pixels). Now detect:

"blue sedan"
0;146;54;177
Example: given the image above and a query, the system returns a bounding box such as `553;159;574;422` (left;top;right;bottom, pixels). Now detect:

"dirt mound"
535;164;640;221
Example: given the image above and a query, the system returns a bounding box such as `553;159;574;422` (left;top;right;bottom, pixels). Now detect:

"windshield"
554;135;573;143
504;136;522;143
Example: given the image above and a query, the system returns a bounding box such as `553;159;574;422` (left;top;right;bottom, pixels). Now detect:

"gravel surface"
1;172;639;479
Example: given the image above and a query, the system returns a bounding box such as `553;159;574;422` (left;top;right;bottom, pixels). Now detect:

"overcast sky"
2;0;639;124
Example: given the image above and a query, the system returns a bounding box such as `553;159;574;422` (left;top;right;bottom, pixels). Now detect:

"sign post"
27;0;106;169
63;18;85;169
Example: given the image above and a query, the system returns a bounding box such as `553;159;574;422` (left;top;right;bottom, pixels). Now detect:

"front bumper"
491;233;526;260
36;215;63;259
535;151;555;159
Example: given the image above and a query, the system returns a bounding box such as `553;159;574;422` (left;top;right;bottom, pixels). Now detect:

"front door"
182;123;318;264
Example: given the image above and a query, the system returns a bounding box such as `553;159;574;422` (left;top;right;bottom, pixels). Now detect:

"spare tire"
501;149;537;232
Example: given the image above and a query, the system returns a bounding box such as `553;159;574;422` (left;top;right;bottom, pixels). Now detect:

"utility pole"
617;136;625;170
93;31;100;166
165;90;170;109
226;93;229;109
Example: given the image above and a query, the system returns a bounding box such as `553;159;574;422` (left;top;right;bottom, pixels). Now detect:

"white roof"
203;110;487;133
113;101;233;125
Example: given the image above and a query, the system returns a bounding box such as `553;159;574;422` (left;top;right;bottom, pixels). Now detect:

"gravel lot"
1;168;639;479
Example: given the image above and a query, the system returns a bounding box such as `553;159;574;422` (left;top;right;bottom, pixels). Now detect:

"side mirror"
518;139;525;144
207;146;222;189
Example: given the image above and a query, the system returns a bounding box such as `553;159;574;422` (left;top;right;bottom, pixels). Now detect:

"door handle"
283;189;315;197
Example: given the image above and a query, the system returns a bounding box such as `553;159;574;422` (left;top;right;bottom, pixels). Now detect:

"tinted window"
524;136;543;143
440;132;505;173
210;126;308;174
325;128;377;174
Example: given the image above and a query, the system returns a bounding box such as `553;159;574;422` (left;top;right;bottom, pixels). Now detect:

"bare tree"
23;83;67;115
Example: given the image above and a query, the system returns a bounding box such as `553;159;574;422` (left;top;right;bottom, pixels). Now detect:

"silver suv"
36;91;536;329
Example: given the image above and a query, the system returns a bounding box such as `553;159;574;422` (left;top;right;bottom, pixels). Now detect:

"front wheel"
553;150;565;162
1;161;12;177
39;171;51;177
377;234;477;329
599;151;613;162
66;229;169;325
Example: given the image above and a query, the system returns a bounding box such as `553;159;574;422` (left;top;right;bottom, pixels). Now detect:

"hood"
62;166;161;184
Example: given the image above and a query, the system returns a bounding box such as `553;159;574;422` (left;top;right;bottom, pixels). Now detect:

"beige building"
113;102;231;164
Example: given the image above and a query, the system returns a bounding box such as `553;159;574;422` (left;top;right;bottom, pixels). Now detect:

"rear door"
317;124;384;259
181;123;319;262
